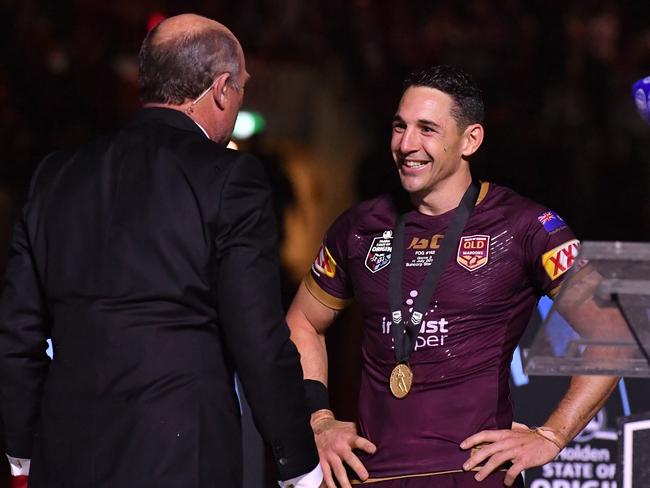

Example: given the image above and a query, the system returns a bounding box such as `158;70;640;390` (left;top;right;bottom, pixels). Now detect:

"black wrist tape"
304;379;330;413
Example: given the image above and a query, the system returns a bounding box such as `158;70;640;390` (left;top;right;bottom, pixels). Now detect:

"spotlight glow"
233;111;265;139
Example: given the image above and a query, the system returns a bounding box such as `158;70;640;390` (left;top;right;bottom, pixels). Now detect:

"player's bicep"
287;281;339;336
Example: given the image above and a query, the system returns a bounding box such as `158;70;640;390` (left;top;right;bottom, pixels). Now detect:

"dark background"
1;0;649;486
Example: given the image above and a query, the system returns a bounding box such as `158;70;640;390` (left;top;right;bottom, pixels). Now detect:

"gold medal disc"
389;363;413;399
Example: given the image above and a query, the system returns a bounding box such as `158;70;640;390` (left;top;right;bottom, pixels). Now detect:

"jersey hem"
351;467;506;484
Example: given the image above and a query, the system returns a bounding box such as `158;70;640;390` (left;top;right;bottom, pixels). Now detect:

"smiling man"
286;65;617;487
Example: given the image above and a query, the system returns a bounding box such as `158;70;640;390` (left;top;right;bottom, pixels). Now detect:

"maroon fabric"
10;476;28;488
367;471;524;487
309;183;577;478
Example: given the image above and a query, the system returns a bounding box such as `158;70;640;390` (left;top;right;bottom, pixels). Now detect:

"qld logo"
365;230;393;273
457;235;490;272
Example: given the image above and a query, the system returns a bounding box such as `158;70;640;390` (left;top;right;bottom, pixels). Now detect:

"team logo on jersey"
457;235;490;272
312;243;337;278
365;230;393;273
537;210;567;234
542;239;580;280
408;234;444;250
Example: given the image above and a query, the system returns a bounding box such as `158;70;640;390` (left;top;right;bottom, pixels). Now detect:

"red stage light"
147;12;166;32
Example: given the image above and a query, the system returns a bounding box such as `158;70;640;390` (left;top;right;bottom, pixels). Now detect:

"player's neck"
411;173;473;216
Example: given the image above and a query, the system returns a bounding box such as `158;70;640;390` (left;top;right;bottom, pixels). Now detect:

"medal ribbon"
389;182;480;364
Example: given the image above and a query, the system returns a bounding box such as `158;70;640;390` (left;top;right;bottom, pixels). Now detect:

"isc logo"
408;234;444;250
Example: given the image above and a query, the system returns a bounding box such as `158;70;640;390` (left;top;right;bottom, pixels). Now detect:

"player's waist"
352;445;510;484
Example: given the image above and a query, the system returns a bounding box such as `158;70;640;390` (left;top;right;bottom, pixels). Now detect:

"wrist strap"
304;379;330;413
533;426;565;451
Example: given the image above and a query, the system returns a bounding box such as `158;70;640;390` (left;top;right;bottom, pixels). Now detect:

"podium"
524;241;650;377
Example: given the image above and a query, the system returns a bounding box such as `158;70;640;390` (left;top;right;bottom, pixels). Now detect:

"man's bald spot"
153;14;236;46
138;13;243;105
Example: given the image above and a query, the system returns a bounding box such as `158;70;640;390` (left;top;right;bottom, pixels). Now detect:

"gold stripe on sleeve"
303;274;351;310
547;284;562;298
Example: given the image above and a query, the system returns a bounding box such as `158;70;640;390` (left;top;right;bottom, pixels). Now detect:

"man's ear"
212;72;231;111
461;123;484;157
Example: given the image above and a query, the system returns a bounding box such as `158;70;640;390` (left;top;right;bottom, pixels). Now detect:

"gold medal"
389;363;413;398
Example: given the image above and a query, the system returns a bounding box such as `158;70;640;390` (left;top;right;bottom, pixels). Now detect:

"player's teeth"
405;161;426;167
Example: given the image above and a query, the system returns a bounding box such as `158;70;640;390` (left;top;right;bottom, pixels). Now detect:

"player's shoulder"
330;193;398;234
479;182;563;229
347;193;397;219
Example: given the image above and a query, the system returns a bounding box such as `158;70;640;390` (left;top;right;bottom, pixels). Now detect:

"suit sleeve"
213;155;318;481
0;161;51;459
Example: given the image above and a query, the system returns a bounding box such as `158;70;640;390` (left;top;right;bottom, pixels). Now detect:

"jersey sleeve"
303;211;354;310
521;209;580;298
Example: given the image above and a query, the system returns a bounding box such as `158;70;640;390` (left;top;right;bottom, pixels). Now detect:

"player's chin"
398;174;427;194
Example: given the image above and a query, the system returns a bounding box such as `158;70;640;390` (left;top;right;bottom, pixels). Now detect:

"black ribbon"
389;182;480;364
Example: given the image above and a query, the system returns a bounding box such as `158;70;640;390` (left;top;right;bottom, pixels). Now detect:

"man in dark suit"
0;14;323;488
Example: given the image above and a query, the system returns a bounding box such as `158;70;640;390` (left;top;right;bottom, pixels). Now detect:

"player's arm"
461;359;617;485
287;282;376;488
286;281;335;387
461;289;620;486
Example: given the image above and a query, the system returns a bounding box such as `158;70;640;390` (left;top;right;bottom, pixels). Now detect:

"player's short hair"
404;65;484;129
138;25;240;105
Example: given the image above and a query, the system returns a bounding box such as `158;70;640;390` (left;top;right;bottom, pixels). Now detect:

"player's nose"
398;128;419;154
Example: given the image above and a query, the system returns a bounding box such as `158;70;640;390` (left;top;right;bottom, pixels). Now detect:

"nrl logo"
365;230;393;273
457;235;490;272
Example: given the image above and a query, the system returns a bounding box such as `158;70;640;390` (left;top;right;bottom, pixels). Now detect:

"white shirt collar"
192;120;210;139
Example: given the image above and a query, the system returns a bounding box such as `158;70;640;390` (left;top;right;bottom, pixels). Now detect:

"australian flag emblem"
537;211;567;233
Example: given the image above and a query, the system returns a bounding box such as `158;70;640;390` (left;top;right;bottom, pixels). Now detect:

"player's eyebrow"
392;115;441;130
416;118;441;129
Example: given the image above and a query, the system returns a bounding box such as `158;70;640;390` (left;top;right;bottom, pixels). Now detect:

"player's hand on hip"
310;410;376;488
460;423;564;487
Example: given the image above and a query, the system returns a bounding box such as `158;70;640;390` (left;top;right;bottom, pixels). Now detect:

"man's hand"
311;410;376;488
460;422;563;486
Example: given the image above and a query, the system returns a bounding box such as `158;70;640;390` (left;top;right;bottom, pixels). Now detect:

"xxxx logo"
542;239;580;280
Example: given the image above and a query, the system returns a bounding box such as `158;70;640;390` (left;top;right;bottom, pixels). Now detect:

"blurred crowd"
2;0;650;286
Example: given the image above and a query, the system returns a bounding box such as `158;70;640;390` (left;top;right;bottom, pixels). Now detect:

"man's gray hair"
138;26;240;105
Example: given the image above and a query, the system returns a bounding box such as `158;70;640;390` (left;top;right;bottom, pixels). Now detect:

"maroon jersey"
306;182;579;479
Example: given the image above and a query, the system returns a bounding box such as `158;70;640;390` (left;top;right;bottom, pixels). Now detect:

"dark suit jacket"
0;108;318;487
